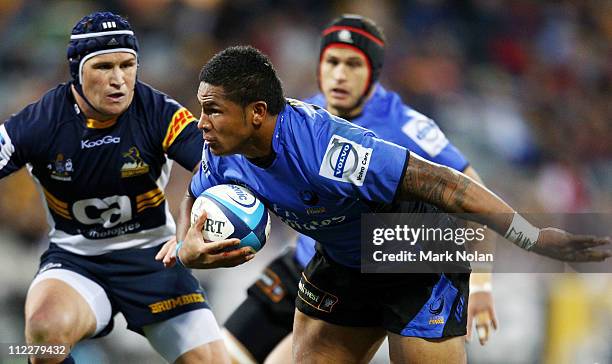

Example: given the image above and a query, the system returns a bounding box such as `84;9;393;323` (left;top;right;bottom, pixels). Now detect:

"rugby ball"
191;184;270;252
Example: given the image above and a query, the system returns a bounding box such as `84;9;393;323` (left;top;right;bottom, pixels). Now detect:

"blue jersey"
294;84;470;267
191;99;409;268
0;81;202;255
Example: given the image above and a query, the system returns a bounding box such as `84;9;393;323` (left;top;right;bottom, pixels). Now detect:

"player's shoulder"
368;85;420;124
133;81;180;111
370;86;445;137
6;83;72;131
285;98;373;139
132;81;196;129
302;93;326;108
284;98;327;134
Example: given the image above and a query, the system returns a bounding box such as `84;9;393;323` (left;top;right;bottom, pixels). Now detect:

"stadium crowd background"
0;0;610;363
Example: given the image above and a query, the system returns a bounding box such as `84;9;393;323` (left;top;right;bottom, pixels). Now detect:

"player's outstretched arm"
396;153;611;262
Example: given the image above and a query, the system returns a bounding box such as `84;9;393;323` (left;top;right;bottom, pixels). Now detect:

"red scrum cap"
319;14;385;94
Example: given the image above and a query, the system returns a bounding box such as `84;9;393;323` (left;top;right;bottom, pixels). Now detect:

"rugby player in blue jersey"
0;12;251;364
158;45;609;363
218;15;497;363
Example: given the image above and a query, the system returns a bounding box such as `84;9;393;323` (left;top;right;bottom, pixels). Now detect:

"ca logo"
73;196;132;228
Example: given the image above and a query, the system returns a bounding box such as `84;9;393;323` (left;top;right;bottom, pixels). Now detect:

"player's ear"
250;101;267;127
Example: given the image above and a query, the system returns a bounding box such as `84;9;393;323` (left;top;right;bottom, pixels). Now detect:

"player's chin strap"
336;83;374;121
353;83;375;117
71;80;104;116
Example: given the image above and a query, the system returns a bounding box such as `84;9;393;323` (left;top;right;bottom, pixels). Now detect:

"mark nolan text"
372;250;494;262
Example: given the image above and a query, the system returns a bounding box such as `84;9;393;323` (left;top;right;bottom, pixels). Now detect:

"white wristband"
504;213;540;250
470;282;492;294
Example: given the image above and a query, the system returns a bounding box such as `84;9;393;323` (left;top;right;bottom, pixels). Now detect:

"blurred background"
0;0;610;363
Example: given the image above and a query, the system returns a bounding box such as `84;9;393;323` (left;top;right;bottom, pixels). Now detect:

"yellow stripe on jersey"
43;188;68;209
162;108;196;152
85;117;118;129
43;189;72;219
50;207;72;220
136;188;163;203
136;188;165;212
137;195;165;213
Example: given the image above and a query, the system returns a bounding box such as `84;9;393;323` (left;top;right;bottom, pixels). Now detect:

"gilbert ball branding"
191;184;271;252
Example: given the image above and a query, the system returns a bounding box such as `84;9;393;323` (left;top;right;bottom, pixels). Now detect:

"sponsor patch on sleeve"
319;134;372;186
401;109;449;157
162;107;196;151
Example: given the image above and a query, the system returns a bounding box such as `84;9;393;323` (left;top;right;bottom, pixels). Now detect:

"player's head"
197;46;285;156
318;14;385;118
67;12;139;119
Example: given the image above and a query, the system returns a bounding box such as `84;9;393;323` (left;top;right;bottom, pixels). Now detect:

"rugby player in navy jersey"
0;12;251;364
214;15;498;363
158;45;609;363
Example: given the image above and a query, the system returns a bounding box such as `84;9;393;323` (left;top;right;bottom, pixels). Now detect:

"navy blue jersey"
293;84;470;267
191;99;409;268
0;82;202;254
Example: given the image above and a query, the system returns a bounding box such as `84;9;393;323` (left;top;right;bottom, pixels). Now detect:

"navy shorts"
35;243;209;336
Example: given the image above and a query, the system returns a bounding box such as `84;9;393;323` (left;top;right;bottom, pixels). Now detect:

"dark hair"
199;46;286;115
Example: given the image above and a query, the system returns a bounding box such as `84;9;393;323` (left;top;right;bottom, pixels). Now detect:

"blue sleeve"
430;143;469;172
399;108;468;171
303;93;326;108
189;145;222;198
315;116;409;204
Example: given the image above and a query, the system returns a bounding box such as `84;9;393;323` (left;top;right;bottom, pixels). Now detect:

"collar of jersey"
247;107;285;170
67;85;121;129
271;107;285;154
85;117;119;129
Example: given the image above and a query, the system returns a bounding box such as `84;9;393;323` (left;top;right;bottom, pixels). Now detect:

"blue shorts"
34;243;210;336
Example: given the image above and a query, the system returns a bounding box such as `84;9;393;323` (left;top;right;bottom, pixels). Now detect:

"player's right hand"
466;292;498;345
155;237;179;268
155;210;256;269
531;228;611;262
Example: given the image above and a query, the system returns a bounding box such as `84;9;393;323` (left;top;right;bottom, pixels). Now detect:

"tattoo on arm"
399;155;471;212
398;154;515;235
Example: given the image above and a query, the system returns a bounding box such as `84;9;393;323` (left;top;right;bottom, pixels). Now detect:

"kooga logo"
81;136;120;149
